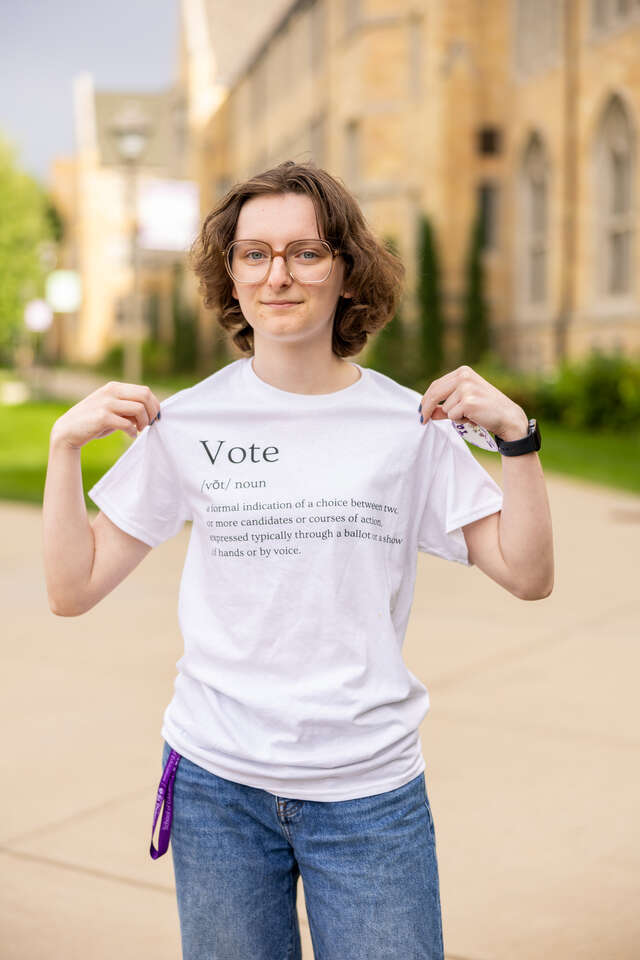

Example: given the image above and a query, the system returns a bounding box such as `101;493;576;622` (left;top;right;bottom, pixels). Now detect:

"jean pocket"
423;796;435;832
423;777;435;833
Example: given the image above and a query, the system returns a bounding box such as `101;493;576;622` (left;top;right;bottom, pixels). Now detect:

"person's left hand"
418;365;529;441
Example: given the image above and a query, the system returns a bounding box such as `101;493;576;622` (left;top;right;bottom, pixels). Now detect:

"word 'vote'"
200;440;280;466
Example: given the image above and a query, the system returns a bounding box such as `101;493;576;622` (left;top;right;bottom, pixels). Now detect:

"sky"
0;0;180;187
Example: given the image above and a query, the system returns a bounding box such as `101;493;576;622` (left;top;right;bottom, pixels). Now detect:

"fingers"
105;382;162;432
419;381;458;422
418;367;473;424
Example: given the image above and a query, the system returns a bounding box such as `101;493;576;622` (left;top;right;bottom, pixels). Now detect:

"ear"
340;290;354;299
231;283;238;300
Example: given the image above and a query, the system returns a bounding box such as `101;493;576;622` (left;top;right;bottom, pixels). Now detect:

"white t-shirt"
88;357;504;800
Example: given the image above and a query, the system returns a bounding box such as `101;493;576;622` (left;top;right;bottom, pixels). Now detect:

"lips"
262;301;302;305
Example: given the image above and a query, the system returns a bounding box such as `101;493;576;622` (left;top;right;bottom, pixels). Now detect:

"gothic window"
592;0;609;29
594;95;635;297
591;0;640;33
310;113;327;167
521;134;550;304
250;58;267;124
514;0;563;78
310;0;326;73
408;14;423;100
478;182;500;251
345;0;361;37
477;127;502;156
345;119;361;186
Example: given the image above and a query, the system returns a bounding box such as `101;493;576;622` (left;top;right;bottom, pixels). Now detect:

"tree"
0;133;57;364
416;213;445;380
460;208;491;365
171;261;198;373
366;234;407;382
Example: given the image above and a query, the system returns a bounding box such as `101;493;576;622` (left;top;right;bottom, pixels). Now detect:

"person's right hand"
51;381;162;450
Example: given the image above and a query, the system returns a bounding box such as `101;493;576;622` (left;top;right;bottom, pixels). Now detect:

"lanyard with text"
150;749;181;859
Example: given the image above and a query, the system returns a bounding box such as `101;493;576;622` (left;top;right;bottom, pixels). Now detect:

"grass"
0;401;133;506
472;419;640;494
0;402;638;507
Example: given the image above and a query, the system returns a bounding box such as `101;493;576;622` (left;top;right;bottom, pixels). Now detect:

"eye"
294;249;320;260
244;249;267;261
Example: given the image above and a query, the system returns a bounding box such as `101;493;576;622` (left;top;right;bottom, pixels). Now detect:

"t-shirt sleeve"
417;421;504;566
87;420;190;548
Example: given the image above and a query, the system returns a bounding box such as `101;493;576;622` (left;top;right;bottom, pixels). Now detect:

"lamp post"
108;103;151;385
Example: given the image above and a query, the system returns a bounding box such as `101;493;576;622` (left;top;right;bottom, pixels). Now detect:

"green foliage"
94;338;174;381
0;133;57;363
466;350;541;412
415;213;445;380
472;347;640;431
95;264;199;380
533;346;640;430
142;338;174;378
94;342;125;378
44;199;64;244
171;262;198;373
366;235;409;382
460;209;491;366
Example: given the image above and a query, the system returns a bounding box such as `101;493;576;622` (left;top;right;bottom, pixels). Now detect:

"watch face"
450;419;499;452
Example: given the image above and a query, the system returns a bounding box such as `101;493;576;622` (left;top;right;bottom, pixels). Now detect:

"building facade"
48;72;191;366
191;0;640;373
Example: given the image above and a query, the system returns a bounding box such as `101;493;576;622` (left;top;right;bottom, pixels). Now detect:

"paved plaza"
1;457;638;959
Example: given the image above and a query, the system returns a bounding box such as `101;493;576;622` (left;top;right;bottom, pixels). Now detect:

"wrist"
50;425;82;454
497;411;529;443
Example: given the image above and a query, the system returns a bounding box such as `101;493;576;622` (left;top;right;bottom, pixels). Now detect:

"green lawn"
0;401;133;505
473;420;639;494
0;402;638;506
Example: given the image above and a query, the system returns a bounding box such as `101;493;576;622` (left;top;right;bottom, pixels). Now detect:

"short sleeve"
87;420;190;548
417;421;504;566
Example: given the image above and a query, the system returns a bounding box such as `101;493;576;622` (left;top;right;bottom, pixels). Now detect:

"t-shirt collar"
241;356;368;408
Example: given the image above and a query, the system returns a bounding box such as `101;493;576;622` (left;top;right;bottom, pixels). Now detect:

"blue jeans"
160;740;445;959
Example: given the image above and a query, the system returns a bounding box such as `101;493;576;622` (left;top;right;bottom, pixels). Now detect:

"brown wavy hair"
188;160;405;357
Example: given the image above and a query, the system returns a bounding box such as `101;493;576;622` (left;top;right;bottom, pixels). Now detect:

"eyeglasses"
224;239;340;284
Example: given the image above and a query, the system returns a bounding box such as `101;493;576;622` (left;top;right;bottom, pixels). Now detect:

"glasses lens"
227;240;334;283
286;241;333;282
227;241;272;282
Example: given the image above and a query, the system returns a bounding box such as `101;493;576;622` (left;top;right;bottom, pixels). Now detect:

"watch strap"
494;418;541;456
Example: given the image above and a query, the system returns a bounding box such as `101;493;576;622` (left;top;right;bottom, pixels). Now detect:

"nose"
266;253;292;287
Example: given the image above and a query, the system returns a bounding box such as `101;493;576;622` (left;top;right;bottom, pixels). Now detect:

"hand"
418;365;529;441
50;381;162;450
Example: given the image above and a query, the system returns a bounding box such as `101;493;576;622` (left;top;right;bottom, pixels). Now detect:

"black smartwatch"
494;418;541;456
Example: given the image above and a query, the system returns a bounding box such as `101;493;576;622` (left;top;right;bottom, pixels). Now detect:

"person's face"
229;192;350;346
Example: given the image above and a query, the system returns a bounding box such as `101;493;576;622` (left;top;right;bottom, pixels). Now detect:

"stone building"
189;0;640;373
48;72;191;367
48;0;640;375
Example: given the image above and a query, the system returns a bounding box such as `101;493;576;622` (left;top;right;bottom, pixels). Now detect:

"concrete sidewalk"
1;461;638;959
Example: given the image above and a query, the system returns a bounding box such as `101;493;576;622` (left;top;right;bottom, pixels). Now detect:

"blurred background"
1;2;639;959
1;0;639;498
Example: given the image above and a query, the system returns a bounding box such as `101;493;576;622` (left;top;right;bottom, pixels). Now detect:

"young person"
43;161;553;960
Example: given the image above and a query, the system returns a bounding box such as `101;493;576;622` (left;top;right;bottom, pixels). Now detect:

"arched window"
520;133;550;305
594;95;635;298
514;0;563;78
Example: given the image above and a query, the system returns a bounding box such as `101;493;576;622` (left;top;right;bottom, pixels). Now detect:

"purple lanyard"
149;749;181;859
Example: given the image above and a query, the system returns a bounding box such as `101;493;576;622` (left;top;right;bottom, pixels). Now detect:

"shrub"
416;347;640;432
534;348;640;430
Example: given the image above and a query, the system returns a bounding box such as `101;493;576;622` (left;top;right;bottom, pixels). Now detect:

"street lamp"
108;102;151;385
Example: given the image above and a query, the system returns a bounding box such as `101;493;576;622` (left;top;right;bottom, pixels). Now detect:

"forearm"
497;415;554;599
43;427;95;615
